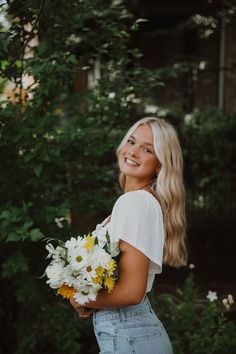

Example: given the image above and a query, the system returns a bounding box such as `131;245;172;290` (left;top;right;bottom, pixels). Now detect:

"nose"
127;144;139;157
128;150;135;157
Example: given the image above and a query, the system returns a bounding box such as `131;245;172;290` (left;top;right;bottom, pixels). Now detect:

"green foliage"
0;1;162;353
0;203;43;243
182;107;236;191
151;105;236;223
181;107;236;223
150;274;236;354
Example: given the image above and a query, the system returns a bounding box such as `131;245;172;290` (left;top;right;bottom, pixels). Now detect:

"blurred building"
130;0;236;113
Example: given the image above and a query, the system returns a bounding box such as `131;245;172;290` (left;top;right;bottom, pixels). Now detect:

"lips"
124;157;139;166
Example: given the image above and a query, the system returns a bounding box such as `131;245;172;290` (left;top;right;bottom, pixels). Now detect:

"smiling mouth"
125;157;139;166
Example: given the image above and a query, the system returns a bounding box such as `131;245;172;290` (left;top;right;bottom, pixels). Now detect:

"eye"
143;147;152;153
127;139;134;145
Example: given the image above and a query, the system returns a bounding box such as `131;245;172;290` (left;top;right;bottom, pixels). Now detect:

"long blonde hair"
117;117;187;267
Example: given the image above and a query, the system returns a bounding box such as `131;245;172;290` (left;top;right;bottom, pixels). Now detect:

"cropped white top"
93;190;165;293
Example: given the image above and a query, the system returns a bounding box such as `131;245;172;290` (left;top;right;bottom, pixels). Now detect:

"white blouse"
93;190;165;293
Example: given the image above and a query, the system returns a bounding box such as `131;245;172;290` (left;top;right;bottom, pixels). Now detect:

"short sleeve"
110;190;165;274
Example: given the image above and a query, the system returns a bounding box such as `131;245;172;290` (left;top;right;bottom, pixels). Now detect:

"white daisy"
45;261;65;289
66;237;89;270
45;243;66;262
73;285;98;305
206;290;218;302
93;245;111;267
83;264;97;282
61;264;79;287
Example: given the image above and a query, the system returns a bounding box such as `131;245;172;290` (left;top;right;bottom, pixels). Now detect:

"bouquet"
45;228;119;305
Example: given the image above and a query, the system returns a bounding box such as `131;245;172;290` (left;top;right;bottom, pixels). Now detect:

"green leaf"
33;164;43;177
67;54;77;64
29;228;44;241
22;221;34;231
0;210;9;219
6;231;20;242
41;154;50;162
1;253;28;278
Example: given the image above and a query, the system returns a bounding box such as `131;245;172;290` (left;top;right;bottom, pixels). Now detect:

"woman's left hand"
70;296;94;318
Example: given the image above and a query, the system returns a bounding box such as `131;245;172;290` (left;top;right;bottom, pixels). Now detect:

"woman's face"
118;124;159;186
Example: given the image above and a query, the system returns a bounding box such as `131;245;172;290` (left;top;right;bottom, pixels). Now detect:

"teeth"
125;158;138;166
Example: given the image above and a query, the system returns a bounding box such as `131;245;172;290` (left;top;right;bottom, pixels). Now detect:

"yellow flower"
92;276;103;285
92;266;105;285
83;234;95;252
104;276;115;293
57;285;76;299
96;266;105;278
108;259;116;276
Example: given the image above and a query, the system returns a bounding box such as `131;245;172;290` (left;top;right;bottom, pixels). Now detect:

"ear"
156;161;161;175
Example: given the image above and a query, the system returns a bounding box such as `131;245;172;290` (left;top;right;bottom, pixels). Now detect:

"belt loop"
118;307;127;322
118;309;123;322
146;296;153;313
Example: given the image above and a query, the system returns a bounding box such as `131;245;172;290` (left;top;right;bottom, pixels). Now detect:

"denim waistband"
93;297;153;323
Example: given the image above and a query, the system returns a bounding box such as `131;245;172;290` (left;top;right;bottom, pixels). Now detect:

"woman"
70;117;187;353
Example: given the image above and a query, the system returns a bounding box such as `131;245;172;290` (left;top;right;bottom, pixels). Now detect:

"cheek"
117;151;124;166
119;147;126;160
144;156;158;172
120;146;126;154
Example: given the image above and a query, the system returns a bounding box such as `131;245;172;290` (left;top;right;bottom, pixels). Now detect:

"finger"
79;313;91;318
78;309;92;315
83;308;94;314
74;306;82;313
70;297;79;308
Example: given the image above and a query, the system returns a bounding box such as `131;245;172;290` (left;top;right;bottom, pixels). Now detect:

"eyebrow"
130;135;154;147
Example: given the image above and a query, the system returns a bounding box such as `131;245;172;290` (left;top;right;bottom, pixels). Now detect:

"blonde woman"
70;117;187;354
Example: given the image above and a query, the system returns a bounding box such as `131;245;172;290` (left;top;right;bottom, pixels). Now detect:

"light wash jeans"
93;297;173;354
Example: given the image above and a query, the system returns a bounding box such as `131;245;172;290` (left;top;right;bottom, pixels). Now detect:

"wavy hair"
116;117;187;267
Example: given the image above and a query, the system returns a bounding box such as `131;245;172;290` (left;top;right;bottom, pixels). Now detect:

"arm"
70;240;150;312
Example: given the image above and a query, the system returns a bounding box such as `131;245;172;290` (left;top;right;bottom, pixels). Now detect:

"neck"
124;178;151;193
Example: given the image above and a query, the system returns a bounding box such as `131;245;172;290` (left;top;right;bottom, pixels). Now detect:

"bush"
0;1;161;353
150;274;236;354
